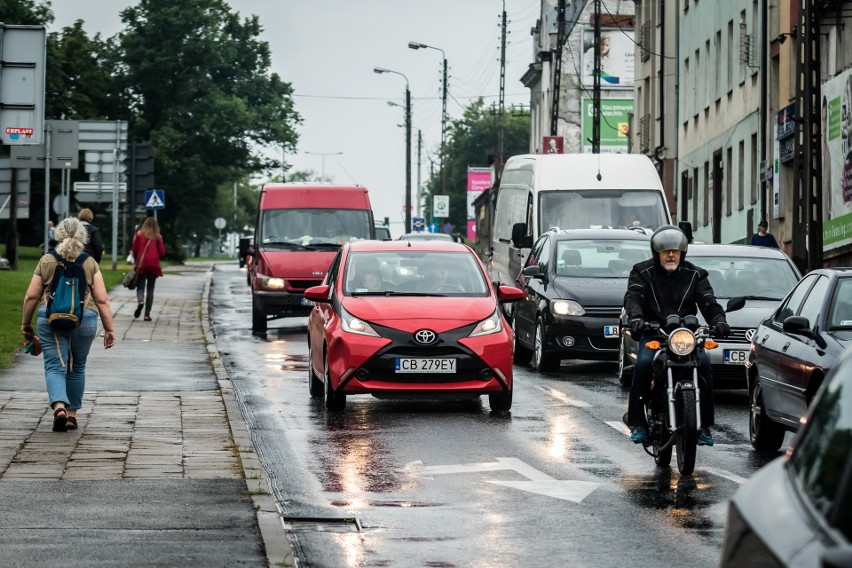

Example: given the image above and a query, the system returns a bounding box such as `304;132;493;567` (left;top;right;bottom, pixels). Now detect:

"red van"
250;183;374;332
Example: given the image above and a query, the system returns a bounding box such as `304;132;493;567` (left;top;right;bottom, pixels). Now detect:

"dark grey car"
719;347;852;568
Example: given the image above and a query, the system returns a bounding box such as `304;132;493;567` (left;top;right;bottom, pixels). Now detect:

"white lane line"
535;385;591;407
605;422;749;485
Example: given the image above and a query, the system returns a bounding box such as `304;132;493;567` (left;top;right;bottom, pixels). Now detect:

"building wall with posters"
675;0;762;244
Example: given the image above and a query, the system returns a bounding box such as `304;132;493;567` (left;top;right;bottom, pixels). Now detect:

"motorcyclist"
623;225;731;446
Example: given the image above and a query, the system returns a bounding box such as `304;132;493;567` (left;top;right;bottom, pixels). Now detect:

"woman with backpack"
20;217;116;432
130;217;166;321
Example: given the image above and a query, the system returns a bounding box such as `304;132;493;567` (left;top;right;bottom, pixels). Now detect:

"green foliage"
0;0;53;25
423;99;530;230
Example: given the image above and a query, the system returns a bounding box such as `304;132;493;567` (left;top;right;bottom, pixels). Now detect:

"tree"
115;0;301;258
0;0;52;25
423;99;529;231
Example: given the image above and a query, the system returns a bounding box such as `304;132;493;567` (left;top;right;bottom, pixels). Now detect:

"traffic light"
123;142;155;207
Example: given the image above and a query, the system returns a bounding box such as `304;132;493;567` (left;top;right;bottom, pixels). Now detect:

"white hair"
53;217;89;261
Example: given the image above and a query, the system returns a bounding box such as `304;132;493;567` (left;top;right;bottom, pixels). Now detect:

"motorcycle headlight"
341;306;380;337
551;300;585;316
469;309;503;337
668;328;696;356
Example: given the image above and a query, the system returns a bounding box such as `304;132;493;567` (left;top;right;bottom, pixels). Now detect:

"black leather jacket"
624;258;726;328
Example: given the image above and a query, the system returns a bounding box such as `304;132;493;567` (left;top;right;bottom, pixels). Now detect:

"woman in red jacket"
130;217;166;321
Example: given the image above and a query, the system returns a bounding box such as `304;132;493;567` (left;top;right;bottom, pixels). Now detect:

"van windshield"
260;208;371;247
539;190;668;232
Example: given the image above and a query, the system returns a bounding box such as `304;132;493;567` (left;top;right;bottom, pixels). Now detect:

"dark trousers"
136;274;157;316
627;342;714;428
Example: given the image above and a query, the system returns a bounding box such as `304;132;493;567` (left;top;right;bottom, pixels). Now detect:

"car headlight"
258;274;285;290
551;300;585;316
469;309;503;337
668;328;696;356
340;306;380;337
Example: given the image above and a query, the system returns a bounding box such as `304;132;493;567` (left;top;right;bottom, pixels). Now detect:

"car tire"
512;317;532;365
308;336;323;398
489;387;513;412
618;334;633;388
749;380;785;452
532;317;560;372
324;350;346;411
251;295;267;333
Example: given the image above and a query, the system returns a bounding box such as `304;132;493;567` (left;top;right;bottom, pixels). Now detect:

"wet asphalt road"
210;264;789;568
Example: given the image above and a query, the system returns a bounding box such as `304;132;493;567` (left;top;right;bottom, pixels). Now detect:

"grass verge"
0;246;131;370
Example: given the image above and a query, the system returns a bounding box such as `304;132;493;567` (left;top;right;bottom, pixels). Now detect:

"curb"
200;268;295;568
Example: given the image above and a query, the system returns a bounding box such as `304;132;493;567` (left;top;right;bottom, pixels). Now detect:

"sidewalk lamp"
374;66;412;233
408;40;447;196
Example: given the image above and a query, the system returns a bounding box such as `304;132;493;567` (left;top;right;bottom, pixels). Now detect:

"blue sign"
412;216;426;231
429;222;439;233
145;189;165;210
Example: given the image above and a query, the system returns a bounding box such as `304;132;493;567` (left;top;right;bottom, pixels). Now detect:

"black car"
720;347;852;568
748;268;852;452
513;228;650;371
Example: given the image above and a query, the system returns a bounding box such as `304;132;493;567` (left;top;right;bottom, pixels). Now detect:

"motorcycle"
623;297;745;476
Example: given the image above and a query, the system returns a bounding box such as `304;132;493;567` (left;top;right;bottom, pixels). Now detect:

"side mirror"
521;265;542;278
511;223;533;248
726;296;746;313
678;221;694;243
821;545;852;568
496;285;525;303
783;315;814;338
304;285;332;303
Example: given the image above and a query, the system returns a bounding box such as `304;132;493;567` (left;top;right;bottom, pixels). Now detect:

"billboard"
467;167;492;240
581;98;633;153
821;69;852;251
581;27;635;88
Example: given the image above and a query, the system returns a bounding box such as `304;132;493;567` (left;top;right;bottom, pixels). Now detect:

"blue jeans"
627;341;714;428
37;307;98;410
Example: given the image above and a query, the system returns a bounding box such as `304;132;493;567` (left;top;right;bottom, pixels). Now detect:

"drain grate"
282;516;362;533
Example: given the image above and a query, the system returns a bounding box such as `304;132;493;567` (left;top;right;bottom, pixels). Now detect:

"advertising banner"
467;168;491;240
433;195;449;218
821;69;852;251
543;136;564;154
581;27;635;88
581;98;633;153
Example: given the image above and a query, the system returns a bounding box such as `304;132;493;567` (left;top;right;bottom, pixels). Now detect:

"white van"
489;153;682;288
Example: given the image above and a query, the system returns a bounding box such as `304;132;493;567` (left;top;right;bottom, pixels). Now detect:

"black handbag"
122;268;140;290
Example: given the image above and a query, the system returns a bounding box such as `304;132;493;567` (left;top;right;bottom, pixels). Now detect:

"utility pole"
405;85;412;233
592;0;601;154
497;1;507;169
550;0;566;136
416;130;422;217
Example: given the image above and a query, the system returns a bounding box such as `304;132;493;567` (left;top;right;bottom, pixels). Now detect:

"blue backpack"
47;251;90;329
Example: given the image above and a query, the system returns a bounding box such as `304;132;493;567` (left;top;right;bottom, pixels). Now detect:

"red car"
305;240;524;412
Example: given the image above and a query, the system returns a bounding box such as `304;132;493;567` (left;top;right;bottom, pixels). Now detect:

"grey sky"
51;0;539;234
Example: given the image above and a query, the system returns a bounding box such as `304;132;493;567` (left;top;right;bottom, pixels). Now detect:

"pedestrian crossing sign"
145;189;165;210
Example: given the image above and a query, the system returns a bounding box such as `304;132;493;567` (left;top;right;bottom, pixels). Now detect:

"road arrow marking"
412;457;598;503
535;385;591;407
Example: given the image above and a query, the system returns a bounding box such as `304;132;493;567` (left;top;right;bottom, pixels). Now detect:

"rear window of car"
688;255;800;299
343;251;489;296
789;357;852;539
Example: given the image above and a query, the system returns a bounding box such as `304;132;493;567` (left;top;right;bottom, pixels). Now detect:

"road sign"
84;150;127;176
433;195;449;218
0;24;47;146
214;217;226;229
412;217;426;231
145;189;165;209
9;120;79;168
77;120;127;152
0;157;31;219
73;181;127;203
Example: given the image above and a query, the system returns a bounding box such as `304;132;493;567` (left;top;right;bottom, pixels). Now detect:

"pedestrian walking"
77;208;104;263
130;217;166;321
20;217;116;432
750;220;780;249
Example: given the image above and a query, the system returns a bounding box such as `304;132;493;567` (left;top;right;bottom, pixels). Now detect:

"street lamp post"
408;41;447;197
304;151;342;180
374;66;412;233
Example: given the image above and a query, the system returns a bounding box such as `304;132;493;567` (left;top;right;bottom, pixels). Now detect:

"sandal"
52;407;68;432
144;315;152;321
66;416;78;430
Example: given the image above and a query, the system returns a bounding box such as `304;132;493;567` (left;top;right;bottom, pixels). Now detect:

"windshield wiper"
262;241;306;250
305;242;344;249
740;295;778;301
829;325;852;331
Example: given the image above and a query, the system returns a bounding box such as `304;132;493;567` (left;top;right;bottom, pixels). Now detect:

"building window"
715;31;722;100
726;146;733;216
727;20;734;92
751;133;758;204
738;140;745;211
693;167;699;226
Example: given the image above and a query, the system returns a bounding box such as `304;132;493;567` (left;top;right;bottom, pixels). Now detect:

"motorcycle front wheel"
675;389;698;476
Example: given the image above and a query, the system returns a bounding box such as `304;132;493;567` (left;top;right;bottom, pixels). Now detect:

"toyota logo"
414;329;437;345
745;328;757;341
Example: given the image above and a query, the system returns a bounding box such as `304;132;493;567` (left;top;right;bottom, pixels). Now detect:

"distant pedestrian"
77;208;104;263
750;220;779;249
21;217;116;432
130;217;166;321
442;221;454;234
45;220;57;250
